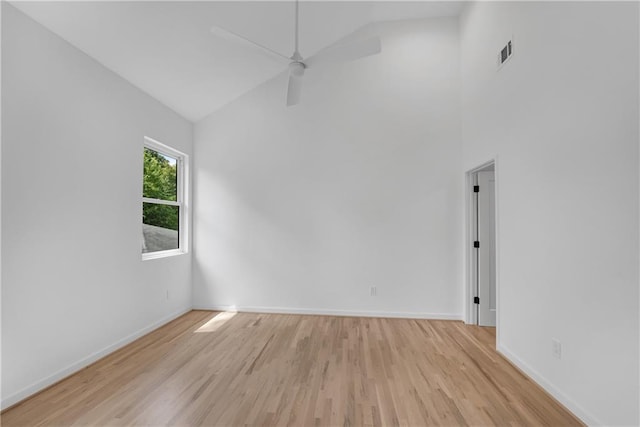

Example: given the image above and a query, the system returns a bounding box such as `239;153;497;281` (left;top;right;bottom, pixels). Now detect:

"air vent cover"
498;40;513;69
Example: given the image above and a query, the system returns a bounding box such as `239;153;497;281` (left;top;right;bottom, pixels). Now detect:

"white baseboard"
497;343;600;426
1;306;192;410
193;304;463;321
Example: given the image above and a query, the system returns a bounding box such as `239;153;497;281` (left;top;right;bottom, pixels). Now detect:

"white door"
477;171;496;327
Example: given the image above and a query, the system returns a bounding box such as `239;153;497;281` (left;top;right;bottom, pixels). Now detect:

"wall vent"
498;39;513;69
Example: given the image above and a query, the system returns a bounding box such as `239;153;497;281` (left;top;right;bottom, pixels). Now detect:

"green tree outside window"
143;148;178;231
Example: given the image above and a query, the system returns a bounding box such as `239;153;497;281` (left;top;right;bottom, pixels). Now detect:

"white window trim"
142;136;189;261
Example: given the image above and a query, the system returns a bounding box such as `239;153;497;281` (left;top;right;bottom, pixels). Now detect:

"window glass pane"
142;203;179;253
143;147;178;201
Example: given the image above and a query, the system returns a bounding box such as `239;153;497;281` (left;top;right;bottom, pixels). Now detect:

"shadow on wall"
191;175;319;309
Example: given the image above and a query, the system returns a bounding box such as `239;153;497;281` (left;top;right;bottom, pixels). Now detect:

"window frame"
142;136;189;260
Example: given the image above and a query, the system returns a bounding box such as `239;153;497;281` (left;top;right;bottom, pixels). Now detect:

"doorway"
467;161;497;328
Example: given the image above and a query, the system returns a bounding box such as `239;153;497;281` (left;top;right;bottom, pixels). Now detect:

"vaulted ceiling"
12;1;465;121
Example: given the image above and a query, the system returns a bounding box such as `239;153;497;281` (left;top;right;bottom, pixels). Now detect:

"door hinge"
474;241;480;248
473;185;480;193
474;296;480;304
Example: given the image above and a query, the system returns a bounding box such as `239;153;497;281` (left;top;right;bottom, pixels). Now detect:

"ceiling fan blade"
286;72;304;106
210;25;290;63
305;37;381;69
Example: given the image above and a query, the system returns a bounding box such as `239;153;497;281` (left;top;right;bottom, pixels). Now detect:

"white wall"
0;0;4;405
193;18;463;319
460;2;639;425
1;4;193;408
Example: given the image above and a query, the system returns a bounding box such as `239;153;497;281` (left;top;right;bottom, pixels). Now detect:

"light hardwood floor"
2;310;583;426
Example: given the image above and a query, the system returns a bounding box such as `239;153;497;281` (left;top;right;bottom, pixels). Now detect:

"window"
142;137;188;259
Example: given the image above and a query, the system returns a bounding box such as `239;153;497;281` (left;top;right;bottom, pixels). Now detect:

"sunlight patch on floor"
195;311;237;333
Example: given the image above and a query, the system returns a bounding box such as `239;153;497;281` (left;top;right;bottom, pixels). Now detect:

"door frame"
464;158;500;336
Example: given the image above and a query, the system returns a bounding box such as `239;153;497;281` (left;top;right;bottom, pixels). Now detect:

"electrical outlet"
370;286;377;297
552;339;562;359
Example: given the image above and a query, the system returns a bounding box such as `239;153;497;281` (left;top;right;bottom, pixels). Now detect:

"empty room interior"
1;0;639;425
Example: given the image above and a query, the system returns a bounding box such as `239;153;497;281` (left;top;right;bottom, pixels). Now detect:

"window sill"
142;249;187;261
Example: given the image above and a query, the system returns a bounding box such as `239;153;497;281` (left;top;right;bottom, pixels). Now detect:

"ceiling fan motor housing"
289;61;305;77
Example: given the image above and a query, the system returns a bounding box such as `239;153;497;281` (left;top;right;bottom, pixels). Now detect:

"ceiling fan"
210;0;382;106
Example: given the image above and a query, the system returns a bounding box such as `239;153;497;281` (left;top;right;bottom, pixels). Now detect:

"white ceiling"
12;1;466;122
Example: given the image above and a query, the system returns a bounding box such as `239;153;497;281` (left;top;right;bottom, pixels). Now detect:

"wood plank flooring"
2;310;583;426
